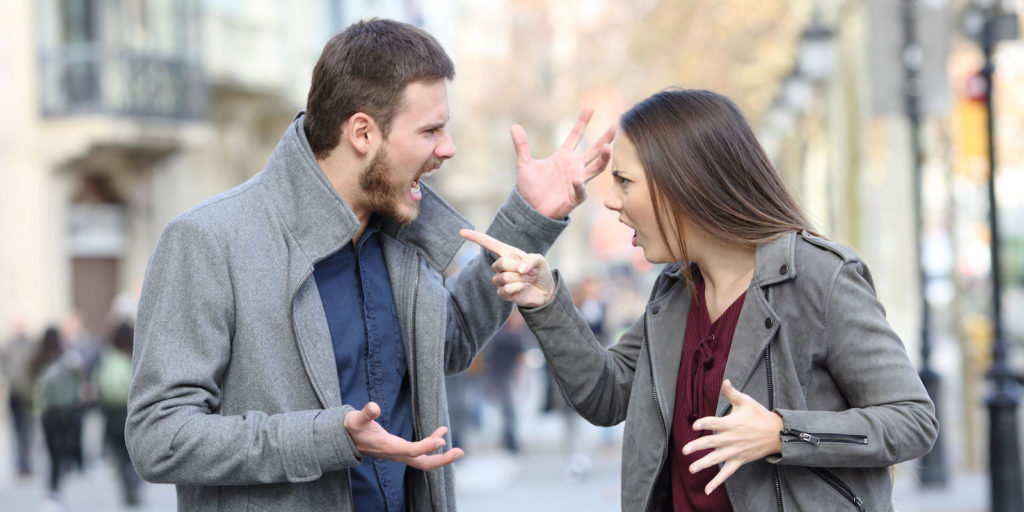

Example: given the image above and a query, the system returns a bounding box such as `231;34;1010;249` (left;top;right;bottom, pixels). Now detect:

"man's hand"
344;402;464;471
513;107;615;219
459;229;554;308
682;380;783;495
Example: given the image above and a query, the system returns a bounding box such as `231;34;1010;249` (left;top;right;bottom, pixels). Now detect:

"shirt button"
651;305;661;314
765;318;773;329
779;264;789;275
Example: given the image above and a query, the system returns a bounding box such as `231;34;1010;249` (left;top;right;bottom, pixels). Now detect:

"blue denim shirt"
314;218;412;512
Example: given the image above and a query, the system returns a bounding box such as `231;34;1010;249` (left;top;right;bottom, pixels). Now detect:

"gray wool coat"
522;232;938;511
126;113;568;511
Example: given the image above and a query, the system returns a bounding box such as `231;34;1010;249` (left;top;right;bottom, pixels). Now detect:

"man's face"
360;79;455;224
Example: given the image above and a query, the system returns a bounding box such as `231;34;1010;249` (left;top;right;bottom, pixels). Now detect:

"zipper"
640;315;669;512
763;286;783;512
292;269;327;409
780;429;868;446
809;467;865;511
409;261;437;511
291;269;354;509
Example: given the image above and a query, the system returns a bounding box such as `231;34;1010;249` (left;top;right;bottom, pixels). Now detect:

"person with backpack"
95;321;141;506
32;325;84;505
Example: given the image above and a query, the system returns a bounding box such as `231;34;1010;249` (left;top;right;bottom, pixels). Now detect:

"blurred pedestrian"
445;355;484;450
464;88;938;511
32;326;84;504
95;321;141;506
482;310;530;454
58;311;96;473
572;276;607;346
1;313;36;477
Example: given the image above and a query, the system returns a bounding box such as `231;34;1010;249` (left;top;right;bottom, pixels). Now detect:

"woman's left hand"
682;379;784;495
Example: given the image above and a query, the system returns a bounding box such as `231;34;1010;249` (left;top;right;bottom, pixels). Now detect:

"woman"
31;325;83;502
462;88;937;511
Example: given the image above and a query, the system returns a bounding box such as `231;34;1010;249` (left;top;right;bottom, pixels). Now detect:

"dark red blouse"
670;278;745;512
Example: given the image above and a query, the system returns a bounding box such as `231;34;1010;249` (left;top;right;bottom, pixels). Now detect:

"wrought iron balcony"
39;43;208;120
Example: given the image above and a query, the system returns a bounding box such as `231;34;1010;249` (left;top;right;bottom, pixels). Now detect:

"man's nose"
436;133;456;160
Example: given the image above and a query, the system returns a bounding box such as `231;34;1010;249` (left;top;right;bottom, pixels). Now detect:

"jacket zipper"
291;269;354;509
763;286;784;512
780;429;868;446
809;467;865;511
409;262;436;511
641;315;669;512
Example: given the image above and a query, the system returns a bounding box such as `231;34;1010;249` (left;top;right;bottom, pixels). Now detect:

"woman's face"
603;133;680;264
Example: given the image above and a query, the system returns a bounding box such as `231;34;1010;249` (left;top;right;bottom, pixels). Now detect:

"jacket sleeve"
772;261;938;468
442;186;568;374
126;216;362;486
518;273;645;426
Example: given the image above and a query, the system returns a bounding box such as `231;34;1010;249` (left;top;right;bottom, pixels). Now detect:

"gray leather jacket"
127;114;568;511
522;232;938;511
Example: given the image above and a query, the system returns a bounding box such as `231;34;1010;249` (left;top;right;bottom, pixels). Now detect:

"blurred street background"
2;0;1024;510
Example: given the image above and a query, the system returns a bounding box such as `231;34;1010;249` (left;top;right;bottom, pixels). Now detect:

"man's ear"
345;113;380;157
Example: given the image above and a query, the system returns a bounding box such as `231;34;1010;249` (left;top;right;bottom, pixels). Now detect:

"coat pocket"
808;467;865;511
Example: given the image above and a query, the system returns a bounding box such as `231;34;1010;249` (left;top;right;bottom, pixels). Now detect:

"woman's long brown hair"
619;88;817;280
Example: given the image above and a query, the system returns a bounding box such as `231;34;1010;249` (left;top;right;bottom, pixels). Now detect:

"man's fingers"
581;123;617;165
345;402;381;431
408;447;465;471
460;229;525;259
560;107;595;151
571;178;587;205
583;143;612;182
510;124;532;165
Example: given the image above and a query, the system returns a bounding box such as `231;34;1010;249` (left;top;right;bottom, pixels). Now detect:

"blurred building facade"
0;0;434;337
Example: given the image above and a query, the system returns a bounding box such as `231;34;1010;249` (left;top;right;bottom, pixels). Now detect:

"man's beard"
359;147;442;225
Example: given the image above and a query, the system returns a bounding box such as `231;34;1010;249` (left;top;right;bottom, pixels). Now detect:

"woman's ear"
345;113;379;156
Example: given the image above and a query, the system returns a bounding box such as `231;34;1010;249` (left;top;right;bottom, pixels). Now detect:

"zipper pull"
782;428;820;445
798;432;820;445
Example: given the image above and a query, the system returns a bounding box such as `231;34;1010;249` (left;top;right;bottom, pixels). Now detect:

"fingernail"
518;263;530;273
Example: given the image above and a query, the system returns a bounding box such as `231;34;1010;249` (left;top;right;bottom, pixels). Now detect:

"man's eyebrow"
421;119;447;131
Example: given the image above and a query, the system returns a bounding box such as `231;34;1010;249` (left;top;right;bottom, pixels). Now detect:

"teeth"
411;180;420;191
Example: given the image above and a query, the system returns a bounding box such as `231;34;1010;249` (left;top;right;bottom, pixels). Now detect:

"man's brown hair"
305;18;455;159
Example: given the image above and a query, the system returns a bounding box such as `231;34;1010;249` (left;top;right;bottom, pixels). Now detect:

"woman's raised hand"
459;229;555;308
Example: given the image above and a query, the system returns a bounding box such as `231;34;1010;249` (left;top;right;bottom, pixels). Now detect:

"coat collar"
715;231;799;415
262;112;471;272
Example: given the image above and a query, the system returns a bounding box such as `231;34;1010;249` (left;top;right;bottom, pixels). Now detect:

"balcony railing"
39;43;208;120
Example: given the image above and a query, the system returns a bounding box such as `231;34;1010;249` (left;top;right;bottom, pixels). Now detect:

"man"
1;312;35;477
126;18;613;511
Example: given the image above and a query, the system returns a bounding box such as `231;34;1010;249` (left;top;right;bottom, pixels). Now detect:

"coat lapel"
292;273;343;408
645;280;690;432
716;233;795;416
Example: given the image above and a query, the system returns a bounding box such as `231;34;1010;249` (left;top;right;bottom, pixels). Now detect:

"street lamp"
900;0;946;488
797;11;836;84
968;1;1023;510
